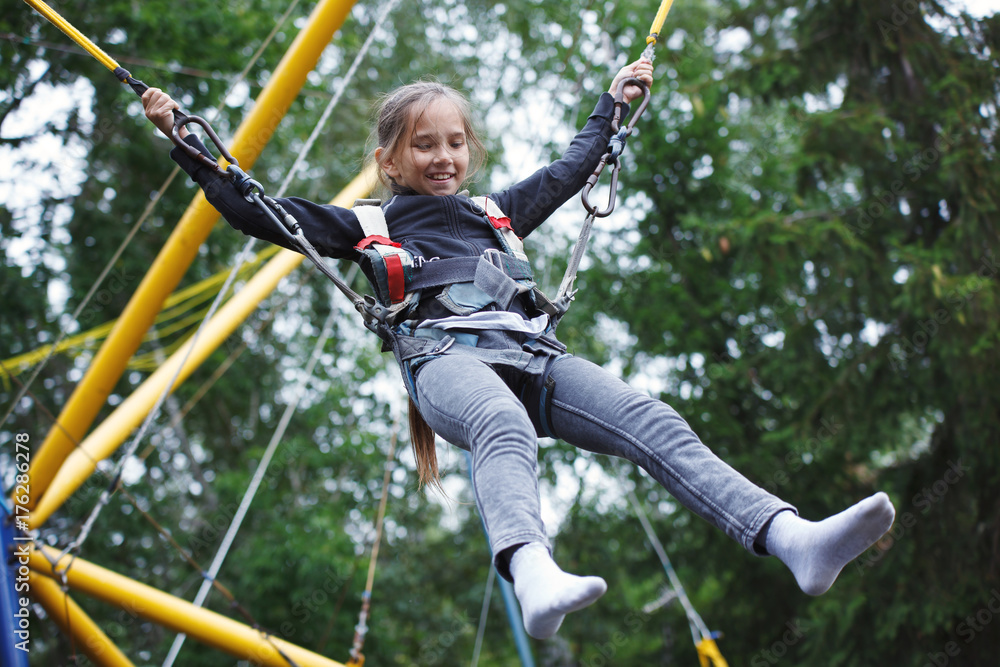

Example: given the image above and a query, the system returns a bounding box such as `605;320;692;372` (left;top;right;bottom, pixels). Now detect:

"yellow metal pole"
29;572;135;667
28;0;358;501
30;547;346;667
22;0;120;71
647;0;676;43
30;167;376;528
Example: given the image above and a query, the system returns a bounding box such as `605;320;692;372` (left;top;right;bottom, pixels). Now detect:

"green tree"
3;0;998;665
568;0;1000;664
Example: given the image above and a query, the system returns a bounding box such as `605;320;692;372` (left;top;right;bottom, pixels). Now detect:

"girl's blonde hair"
408;397;440;490
366;81;487;488
366;81;487;193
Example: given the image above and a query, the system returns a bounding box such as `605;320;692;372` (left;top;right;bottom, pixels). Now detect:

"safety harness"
351;195;557;330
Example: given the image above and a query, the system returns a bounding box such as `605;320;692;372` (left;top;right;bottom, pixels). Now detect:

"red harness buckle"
384;253;405;303
486;214;513;231
355;235;401;251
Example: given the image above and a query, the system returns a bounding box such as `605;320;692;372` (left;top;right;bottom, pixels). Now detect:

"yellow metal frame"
29;573;134;667
27;0;357;499
30;547;345;667
31;165;375;528
15;0;383;664
24;164;374;659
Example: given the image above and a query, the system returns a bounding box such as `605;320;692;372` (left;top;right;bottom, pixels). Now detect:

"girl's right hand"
609;58;654;105
141;87;188;140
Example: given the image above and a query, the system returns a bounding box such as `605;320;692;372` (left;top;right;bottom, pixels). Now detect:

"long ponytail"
408;398;441;489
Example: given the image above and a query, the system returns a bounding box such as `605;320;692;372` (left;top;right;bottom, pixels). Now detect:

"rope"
500;0;609;304
2;0;300;417
621;472;728;666
277;0;401;198
59;570;78;661
134;270;308;468
624;482;709;643
316;562;359;654
346;414;399;667
56;234;260;571
161;287;344;667
2;358;297;666
470;562;496;667
516;0;660;323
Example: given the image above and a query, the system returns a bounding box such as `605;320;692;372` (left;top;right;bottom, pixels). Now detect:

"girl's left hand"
609;58;654;104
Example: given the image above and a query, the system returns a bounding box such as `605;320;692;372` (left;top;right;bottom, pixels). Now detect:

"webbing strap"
404;255;534;293
353;200;411;304
363;244;411;305
470;196;529;262
356;235;400;250
353;201;389;238
384;254;405;303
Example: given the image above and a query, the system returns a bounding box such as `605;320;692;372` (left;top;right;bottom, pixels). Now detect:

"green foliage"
2;0;998;665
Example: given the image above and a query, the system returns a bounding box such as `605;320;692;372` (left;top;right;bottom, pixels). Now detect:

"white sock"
509;542;607;639
766;492;896;596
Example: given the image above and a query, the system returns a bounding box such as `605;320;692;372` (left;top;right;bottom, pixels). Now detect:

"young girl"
143;59;895;640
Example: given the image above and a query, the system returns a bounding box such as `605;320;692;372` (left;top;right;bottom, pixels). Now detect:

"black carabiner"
226;164;265;201
117;66;241;176
169;109;241;176
581;156;621;217
580;77;650;217
611;76;651;139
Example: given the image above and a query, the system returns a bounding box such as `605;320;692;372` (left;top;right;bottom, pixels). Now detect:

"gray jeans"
413;353;793;578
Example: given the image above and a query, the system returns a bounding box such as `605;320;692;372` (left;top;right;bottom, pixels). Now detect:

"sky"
964;0;1000;14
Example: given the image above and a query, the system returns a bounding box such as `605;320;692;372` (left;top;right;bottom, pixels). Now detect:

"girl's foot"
509;542;607;639
766;492;896;595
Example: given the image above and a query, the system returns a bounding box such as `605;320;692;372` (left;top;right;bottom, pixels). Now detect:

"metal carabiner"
116;67;240;176
580;77;651;217
169;109;241;176
581;155;622;217
611;75;652;139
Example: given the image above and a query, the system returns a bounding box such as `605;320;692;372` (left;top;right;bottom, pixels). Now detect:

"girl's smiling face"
378;98;469;196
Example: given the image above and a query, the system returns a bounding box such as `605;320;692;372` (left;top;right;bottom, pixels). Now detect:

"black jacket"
171;92;627;401
169;92;622;277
